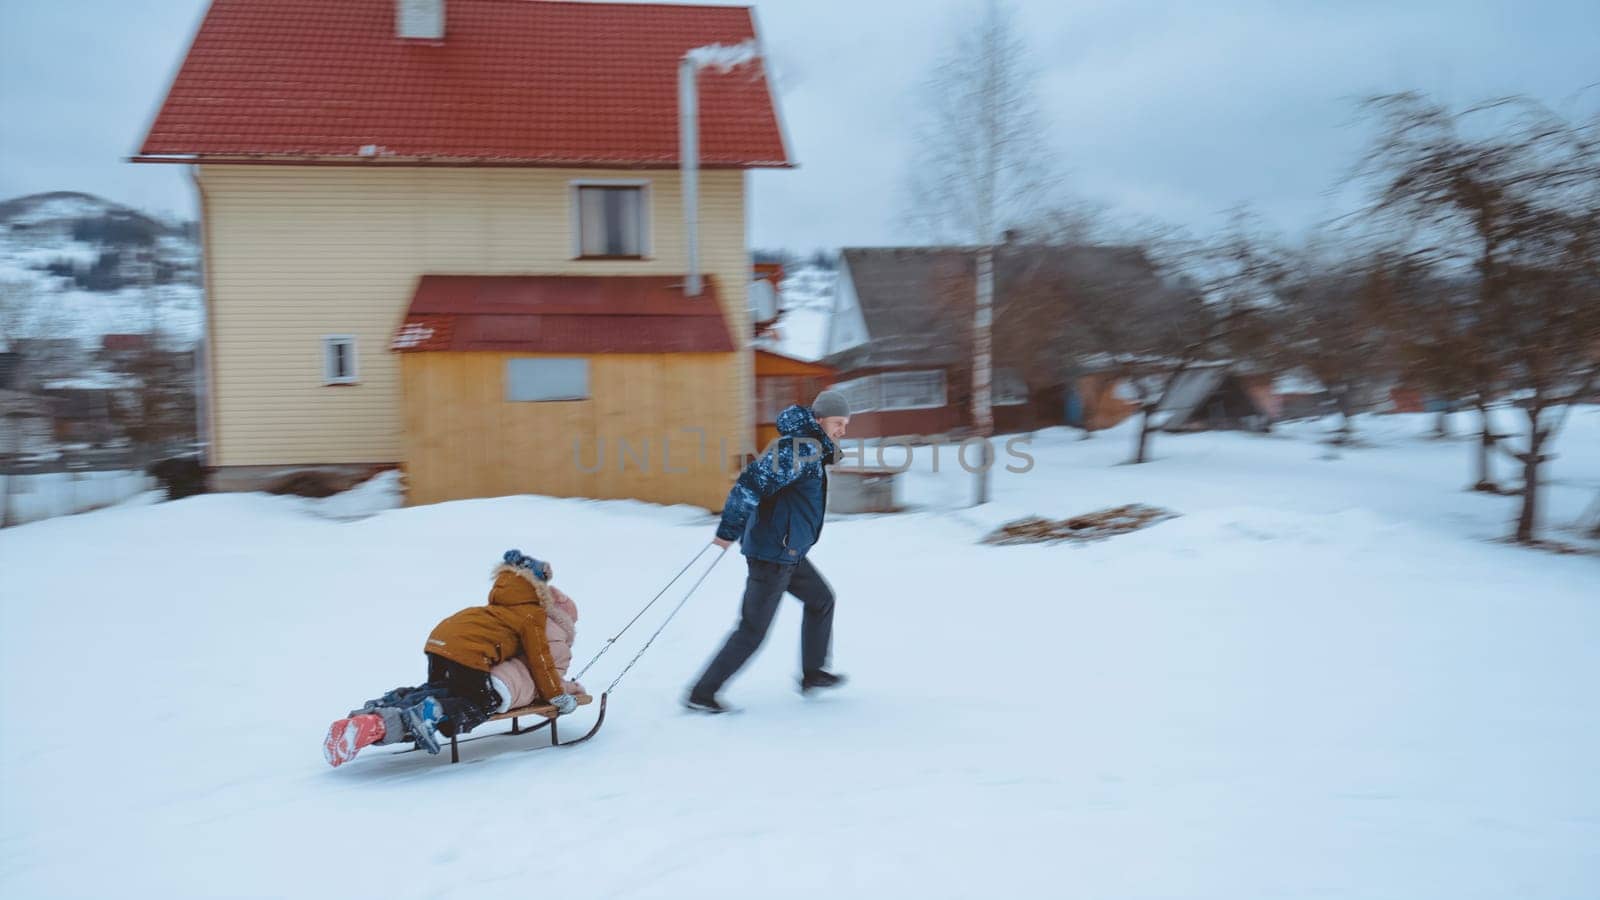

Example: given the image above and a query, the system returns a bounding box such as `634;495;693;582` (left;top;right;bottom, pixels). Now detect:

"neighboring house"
135;0;791;510
1152;364;1273;432
1273;370;1334;420
98;333;154;372
1064;358;1277;433
99;334;198;387
38;374;135;446
753;350;835;449
750;261;783;345
745;260;833;448
0;390;55;458
822;247;978;439
7;339;89;385
821;244;1170;438
1062;367;1143;431
752;262;785;292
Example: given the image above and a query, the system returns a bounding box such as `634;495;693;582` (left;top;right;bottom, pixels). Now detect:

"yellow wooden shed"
392;275;745;510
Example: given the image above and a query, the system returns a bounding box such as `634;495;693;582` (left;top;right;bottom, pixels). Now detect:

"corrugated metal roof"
391;275;735;354
138;0;791;168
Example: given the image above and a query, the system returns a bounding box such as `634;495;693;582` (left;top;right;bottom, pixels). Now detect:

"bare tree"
905;0;1057;502
988;206;1116;423
1269;250;1395;446
1368;257;1508;487
1006;218;1271;464
108;284;198;468
1357;93;1600;542
1122;223;1275;465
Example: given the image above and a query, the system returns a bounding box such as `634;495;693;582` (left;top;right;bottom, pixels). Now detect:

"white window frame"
879;370;947;411
505;357;590;403
570;179;652;260
322;334;358;385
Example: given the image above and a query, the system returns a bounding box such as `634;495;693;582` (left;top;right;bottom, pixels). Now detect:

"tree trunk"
971;245;994;505
1472;402;1498;492
1132;406;1154;464
1514;410;1544;544
1336;389;1355;445
1515;446;1540;543
1433;408;1451;439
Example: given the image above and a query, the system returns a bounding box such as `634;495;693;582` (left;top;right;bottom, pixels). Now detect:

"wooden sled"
442;692;607;763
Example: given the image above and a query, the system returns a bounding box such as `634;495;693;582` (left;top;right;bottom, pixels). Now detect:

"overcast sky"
2;0;1596;251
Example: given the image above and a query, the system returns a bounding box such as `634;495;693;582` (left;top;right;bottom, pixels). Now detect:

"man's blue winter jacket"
715;404;834;564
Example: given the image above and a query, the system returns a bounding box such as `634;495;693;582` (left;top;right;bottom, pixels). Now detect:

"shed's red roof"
392;275;735;353
138;0;790;168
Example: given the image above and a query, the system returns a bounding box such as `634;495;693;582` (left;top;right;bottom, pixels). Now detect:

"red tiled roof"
138;0;791;168
392;275;735;353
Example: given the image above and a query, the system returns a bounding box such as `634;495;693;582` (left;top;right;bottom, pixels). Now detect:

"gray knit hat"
811;390;850;420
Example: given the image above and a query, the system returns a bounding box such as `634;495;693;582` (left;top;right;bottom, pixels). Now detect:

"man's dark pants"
693;556;835;697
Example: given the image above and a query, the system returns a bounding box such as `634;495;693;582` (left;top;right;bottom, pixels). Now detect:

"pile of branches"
982;504;1178;545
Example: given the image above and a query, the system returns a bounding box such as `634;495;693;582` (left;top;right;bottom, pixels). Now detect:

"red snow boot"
323;713;387;767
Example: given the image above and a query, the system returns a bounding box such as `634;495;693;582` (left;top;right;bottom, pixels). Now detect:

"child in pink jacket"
488;585;583;711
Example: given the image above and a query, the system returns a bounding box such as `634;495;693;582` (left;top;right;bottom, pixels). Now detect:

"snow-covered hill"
3;409;1597;898
0;192;201;349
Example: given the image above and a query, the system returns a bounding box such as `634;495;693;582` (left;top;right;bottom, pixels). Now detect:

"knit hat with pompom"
502;549;551;582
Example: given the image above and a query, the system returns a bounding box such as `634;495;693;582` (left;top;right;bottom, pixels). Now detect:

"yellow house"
133;0;791;510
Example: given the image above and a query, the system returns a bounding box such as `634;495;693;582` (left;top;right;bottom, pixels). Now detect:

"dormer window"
573;182;649;259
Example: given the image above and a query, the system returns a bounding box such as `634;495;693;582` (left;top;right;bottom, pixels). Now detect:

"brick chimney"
397;0;444;40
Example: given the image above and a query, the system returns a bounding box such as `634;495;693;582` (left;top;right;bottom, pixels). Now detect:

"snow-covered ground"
2;410;1597;898
0;468;157;526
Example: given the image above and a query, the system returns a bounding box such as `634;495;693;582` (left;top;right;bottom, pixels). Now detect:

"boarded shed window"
506;358;589;402
576;185;646;258
323;335;358;384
